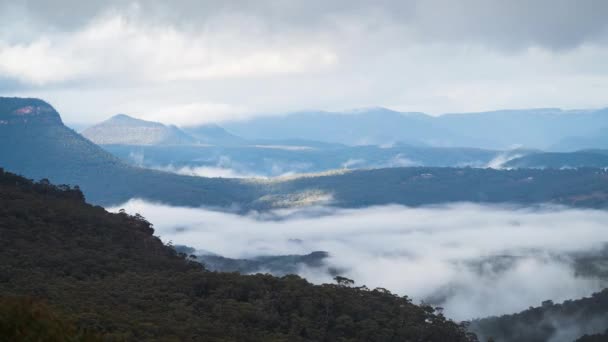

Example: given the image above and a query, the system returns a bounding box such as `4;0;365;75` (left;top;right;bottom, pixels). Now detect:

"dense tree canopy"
471;289;608;341
0;168;473;341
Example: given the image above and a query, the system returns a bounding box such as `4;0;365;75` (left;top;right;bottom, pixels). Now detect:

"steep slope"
0;97;257;206
470;289;608;342
82;114;196;145
0;169;472;341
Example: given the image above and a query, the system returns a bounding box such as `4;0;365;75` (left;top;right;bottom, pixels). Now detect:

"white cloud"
108;201;608;321
2;1;608;124
0;14;337;86
156;164;262;179
140;103;249;126
0;39;89;85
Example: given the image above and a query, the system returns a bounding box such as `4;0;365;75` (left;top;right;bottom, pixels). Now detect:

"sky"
1;0;608;125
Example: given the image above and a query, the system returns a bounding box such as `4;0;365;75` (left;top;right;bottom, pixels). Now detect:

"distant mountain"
82;114;197;145
223;108;468;147
182;123;245;145
505;151;608;169
101;143;501;177
1;97;608;210
223;107;608;149
0;97;256;206
552;128;608;151
257;167;608;209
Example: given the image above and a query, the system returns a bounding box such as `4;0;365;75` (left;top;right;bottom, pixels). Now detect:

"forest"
471;289;608;341
0;168;473;341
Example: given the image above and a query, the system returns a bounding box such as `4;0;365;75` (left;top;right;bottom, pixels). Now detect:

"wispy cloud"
109;200;608;321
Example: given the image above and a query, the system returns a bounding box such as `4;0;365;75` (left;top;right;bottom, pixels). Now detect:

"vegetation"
270;166;608;209
0;297;102;341
1;97;608;211
0;168;473;341
470;289;608;342
189;249;331;275
505;151;608;169
576;330;608;342
101;142;499;176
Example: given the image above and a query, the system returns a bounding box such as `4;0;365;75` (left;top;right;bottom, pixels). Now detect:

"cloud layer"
2;1;608;124
109;200;608;321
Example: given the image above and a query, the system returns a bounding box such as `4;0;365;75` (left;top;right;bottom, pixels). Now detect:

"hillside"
470;289;608;342
0;169;472;341
101;143;501;177
82;114;197;145
505;151;608;169
260;167;608;209
1;97;608;210
0;97;258;206
552;131;608;151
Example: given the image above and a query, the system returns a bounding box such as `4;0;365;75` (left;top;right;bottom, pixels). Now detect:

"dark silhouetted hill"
0;169;472;341
470;289;608;342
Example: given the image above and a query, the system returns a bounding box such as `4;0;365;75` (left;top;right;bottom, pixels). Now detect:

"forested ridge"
0;168;473;341
2;97;608;211
471;289;608;342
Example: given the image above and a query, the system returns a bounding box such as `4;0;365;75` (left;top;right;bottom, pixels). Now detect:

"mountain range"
79;112;608;176
2;97;608;210
2;148;606;341
82;114;197;145
0;97;253;206
220;107;608;150
76;107;608;151
82;114;242;146
3;96;608;341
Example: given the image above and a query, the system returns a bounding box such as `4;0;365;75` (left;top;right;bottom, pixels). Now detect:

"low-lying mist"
156;164;265;178
109;201;608;321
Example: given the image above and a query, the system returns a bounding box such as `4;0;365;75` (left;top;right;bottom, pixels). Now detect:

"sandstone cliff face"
0;97;63;126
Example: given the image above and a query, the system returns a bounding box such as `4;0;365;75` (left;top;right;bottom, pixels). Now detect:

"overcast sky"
1;0;608;125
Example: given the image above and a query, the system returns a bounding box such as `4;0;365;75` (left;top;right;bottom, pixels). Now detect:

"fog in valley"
110;200;608;321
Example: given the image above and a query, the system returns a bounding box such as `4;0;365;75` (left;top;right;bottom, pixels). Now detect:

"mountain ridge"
0;168;472;341
221;107;608;149
2;97;608;210
82;113;197;145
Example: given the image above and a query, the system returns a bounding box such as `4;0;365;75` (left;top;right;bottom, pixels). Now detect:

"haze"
110;200;608;321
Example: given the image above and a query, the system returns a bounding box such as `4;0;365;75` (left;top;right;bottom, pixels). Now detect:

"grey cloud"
3;0;608;121
2;0;607;50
